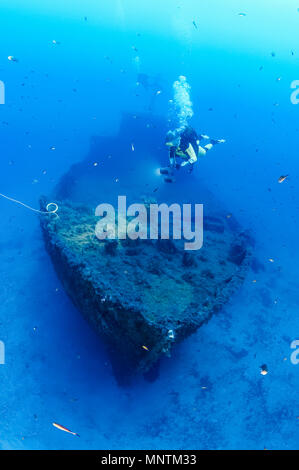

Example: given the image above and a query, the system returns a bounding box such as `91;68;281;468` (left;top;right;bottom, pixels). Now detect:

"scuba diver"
160;126;225;183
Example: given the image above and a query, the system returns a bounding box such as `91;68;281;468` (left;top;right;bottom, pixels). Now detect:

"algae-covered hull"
40;199;252;383
40;113;253;383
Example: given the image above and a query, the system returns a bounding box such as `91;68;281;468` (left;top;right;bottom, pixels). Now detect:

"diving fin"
160;167;173;176
164;176;176;183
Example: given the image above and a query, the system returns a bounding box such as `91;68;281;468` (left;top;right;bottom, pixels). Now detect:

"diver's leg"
160;148;176;175
164;175;176;183
169;147;177;169
169;155;176;169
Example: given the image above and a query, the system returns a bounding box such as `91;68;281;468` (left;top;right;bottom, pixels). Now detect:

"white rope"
0;192;58;215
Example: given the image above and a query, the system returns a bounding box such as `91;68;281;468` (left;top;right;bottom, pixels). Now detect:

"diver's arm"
203;138;226;152
181;143;197;166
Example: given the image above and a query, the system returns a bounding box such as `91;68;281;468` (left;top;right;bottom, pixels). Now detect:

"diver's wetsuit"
169;126;209;171
161;125;225;182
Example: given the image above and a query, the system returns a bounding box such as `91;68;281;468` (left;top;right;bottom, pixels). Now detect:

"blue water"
0;0;299;450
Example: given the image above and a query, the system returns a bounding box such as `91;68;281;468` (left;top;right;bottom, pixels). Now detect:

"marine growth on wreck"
40;114;253;384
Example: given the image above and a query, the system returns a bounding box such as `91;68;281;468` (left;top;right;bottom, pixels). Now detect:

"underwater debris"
52;422;79;437
260;364;268;376
168;330;175;340
278;175;288;183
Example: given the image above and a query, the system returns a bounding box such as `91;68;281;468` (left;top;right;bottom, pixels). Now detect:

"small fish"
52;40;61;45
260;364;268;376
142;345;149;351
153;187;158;193
268;258;275;263
238;12;247;17
49;146;56;151
131;143;135;151
192;20;198;29
8;55;18;62
52;422;79;437
278;175;288;183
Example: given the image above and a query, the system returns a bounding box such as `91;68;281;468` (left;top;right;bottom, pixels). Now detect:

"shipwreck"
40;114;253;384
